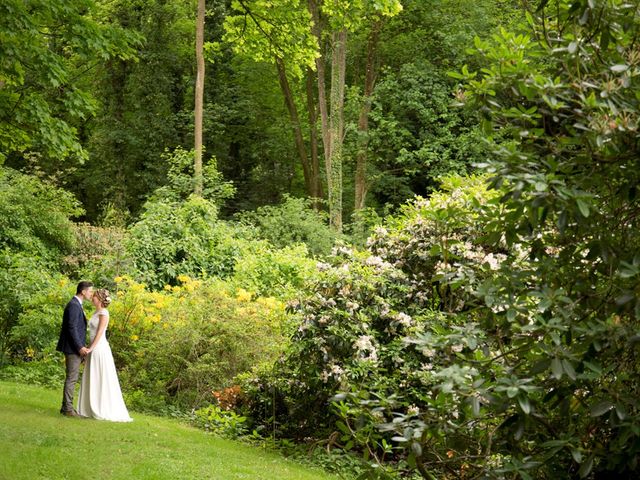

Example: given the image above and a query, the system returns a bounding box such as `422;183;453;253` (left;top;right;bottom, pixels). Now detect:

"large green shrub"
239;177;499;461
0;167;81;263
245;160;639;478
293;2;640;478
127;194;318;298
0;167;81;363
126;196;243;289
237;195;338;257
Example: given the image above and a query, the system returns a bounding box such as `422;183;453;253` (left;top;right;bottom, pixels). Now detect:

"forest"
1;0;639;478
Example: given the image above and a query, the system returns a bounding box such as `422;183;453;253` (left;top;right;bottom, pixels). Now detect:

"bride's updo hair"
94;288;112;307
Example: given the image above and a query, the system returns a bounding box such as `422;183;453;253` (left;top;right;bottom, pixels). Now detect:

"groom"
56;281;93;417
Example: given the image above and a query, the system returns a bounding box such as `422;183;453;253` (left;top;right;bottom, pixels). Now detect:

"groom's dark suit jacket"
56;297;87;355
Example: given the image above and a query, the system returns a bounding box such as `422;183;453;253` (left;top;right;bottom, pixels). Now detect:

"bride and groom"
56;281;132;422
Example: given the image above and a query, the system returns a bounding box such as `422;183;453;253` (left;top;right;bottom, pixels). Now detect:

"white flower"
317;261;331;271
421;347;435;357
451;344;464;353
353;335;378;362
421;362;434;371
407;405;420;416
346;301;359;312
396;312;412;327
483;252;506;270
354;335;374;351
366;255;384;267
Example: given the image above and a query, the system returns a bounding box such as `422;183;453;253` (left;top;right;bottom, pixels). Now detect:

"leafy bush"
126;196;244;289
0;253;74;366
193;404;248;439
237;195;338;257
8;277;75;358
148;147;236;205
0;166;80;263
62;223;134;290
127;195;318;298
0;167;82;364
245;158;640;478
230;241;317;299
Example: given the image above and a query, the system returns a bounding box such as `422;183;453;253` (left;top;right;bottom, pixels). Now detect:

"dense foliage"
2;1;640;478
0;0;138;163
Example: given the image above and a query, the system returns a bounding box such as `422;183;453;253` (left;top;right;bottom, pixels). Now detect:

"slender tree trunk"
308;0;346;230
328;29;347;231
275;57;315;198
194;0;205;196
306;67;323;203
354;21;381;211
308;0;331;172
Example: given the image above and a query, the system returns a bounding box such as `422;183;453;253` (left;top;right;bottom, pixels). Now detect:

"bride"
78;288;132;422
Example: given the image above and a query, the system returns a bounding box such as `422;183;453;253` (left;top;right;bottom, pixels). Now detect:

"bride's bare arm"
87;313;109;352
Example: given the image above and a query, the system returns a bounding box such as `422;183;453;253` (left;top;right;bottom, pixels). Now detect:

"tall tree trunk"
194;0;205;196
354;21;382;212
306;67;323;203
328;29;347;231
308;0;331;174
275;57;315;198
308;0;346;230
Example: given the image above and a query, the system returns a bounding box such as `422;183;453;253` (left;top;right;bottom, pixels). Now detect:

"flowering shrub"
239;177;503;465
244;158;640;478
107;275;288;411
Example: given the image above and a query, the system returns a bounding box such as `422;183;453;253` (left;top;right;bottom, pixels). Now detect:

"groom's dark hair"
76;281;94;294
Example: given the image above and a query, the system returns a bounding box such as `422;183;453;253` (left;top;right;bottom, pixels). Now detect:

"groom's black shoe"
62;410;80;417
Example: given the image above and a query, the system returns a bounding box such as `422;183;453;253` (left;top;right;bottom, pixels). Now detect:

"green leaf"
551;357;563;379
471;396;481;416
571;449;583;463
576;199;590;217
590;401;613;417
616;405;628;420
562;359;576;381
583;361;602;374
518;396;532;415
610;64;629;73
578;454;594;478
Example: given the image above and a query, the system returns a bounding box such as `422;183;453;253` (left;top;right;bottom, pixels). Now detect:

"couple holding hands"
56;281;132;422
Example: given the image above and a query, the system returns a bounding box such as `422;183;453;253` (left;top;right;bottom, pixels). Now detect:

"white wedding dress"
78;308;132;422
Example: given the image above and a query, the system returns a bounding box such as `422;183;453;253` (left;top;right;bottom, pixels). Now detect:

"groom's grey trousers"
61;353;82;412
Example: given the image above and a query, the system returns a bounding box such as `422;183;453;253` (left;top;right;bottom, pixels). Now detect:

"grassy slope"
0;381;339;480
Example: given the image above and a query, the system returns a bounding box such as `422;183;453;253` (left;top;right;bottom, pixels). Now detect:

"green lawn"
0;381;340;480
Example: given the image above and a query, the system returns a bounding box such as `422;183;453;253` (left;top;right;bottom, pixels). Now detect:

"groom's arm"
66;303;87;354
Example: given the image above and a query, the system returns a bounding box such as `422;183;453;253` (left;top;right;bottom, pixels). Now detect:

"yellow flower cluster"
106;274;287;348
